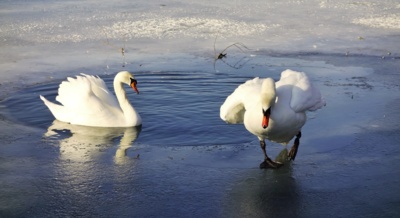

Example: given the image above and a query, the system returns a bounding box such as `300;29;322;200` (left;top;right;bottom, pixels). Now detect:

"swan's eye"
262;108;271;116
130;78;137;85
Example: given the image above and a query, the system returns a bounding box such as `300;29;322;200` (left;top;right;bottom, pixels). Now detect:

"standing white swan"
40;71;141;127
220;69;325;168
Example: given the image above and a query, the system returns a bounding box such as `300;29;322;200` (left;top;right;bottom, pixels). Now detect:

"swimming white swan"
40;71;142;127
220;69;325;168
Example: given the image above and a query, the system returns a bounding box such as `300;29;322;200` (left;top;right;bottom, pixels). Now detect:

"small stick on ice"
103;30;128;68
213;36;252;71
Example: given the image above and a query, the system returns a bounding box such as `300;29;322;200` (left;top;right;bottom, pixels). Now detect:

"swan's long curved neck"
261;78;276;109
113;80;139;124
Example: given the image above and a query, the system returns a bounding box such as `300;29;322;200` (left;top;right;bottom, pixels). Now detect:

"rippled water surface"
2;70;262;147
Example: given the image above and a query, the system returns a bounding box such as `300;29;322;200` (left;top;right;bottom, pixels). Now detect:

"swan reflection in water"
43;120;142;164
223;149;302;217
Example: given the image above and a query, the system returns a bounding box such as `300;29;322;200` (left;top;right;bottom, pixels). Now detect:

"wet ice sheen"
1;54;400;217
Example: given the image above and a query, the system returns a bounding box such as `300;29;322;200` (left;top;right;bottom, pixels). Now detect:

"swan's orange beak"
262;108;270;129
262;114;269;129
130;79;139;94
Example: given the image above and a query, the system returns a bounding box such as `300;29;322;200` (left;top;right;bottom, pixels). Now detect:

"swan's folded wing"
279;70;326;112
220;95;245;124
220;78;263;124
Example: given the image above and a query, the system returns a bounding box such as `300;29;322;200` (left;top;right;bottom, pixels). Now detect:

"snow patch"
3;16;269;43
353;15;400;29
103;17;269;40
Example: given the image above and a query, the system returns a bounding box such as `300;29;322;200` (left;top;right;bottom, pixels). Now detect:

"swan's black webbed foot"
288;132;301;161
259;157;283;169
259;140;283;169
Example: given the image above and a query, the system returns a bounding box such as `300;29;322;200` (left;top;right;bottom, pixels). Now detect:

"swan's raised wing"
80;74;120;108
277;70;325;113
55;75;121;125
220;77;263;124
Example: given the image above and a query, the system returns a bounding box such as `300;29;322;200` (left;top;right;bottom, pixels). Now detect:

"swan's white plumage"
220;77;264;124
220;69;325;144
40;71;141;127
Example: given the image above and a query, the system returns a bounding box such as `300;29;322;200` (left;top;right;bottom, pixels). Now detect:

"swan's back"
277;70;325;112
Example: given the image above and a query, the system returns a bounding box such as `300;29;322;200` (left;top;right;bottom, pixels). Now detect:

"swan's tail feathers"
308;96;326;111
40;95;71;123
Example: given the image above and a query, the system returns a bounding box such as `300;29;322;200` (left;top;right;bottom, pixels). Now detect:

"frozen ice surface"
0;0;400;217
1;0;399;85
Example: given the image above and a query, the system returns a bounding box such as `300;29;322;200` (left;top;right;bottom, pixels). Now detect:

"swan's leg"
259;140;283;169
288;131;302;161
